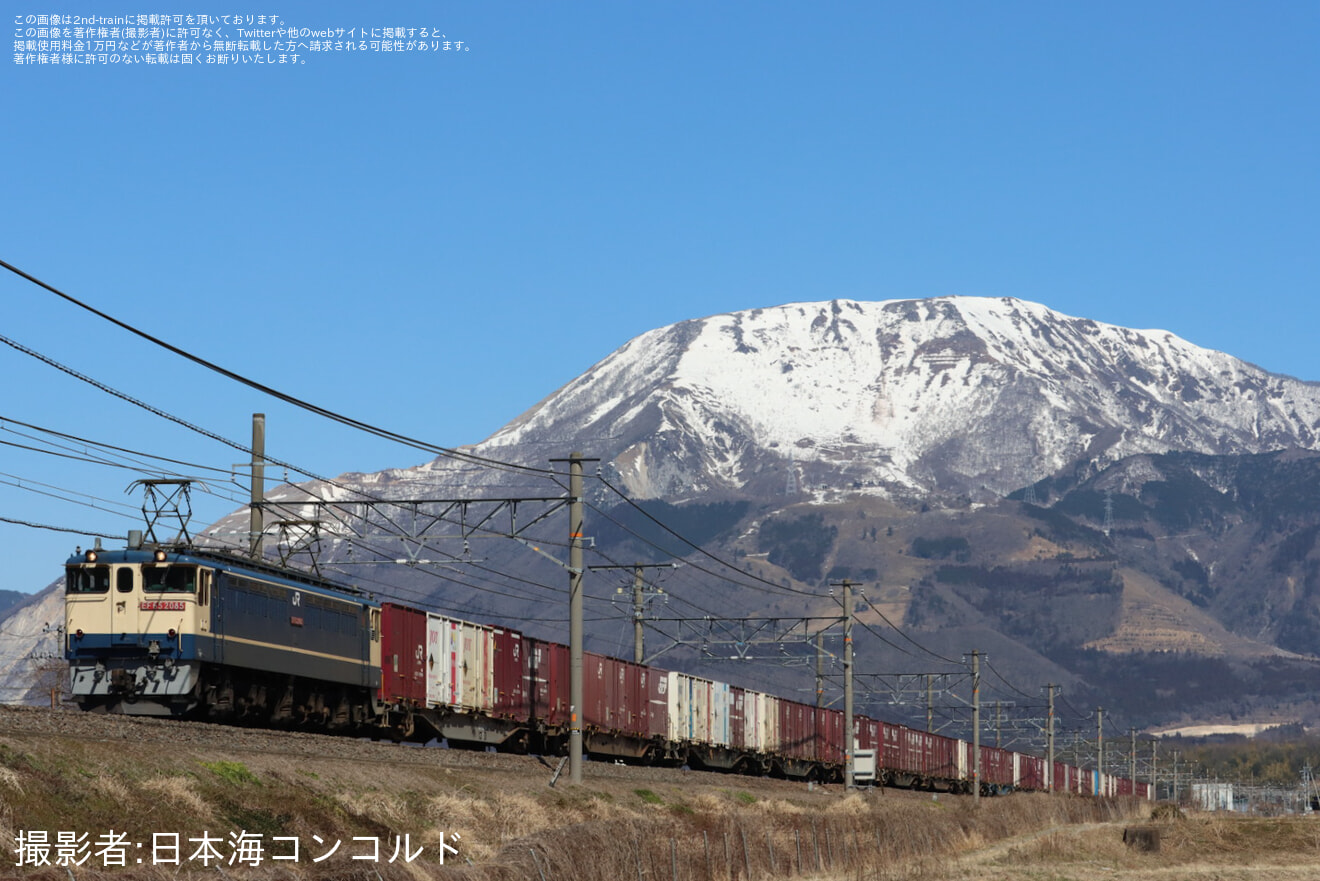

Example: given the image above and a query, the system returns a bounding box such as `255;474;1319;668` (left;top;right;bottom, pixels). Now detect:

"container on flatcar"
667;671;718;744
458;621;494;711
529;638;570;728
381;603;427;706
759;692;779;753
730;687;747;749
1017;753;1047;790
711;681;731;747
644;665;668;738
777;699;813;761
853;716;881;758
818;706;845;764
426;615;462;709
979;745;1013;789
491;627;525;717
584;651;648;737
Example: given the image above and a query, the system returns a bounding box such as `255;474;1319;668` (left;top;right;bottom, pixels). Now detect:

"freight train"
63;540;1151;799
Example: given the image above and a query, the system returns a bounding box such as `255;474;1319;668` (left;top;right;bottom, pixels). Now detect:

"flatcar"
63;537;1152;800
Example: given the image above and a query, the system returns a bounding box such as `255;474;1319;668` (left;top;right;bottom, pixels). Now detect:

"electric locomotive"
64;537;381;730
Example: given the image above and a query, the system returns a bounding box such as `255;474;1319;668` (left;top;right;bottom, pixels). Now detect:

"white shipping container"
458;621;495;712
750;691;767;751
763;694;781;753
426;615;463;710
711;681;731;747
690;677;712;744
666;671;688;741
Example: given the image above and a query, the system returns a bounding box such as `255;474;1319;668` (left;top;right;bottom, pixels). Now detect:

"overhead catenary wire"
859;593;962;667
0;515;124;540
0;257;559;479
589;477;824;600
0;414;245;480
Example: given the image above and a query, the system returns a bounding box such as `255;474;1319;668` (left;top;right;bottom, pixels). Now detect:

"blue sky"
2;1;1317;594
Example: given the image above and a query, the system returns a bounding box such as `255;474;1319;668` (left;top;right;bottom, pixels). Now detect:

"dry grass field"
3;707;1319;880
939;813;1320;881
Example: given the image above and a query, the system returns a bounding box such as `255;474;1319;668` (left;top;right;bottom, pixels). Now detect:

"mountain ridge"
461;296;1320;503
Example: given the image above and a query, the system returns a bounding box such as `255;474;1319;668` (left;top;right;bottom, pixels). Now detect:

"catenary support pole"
1131;727;1137;786
569;452;584;785
927;674;934;733
249;413;265;559
632;564;645;664
843;579;855;790
971;650;981;804
815;630;825;709
1097;707;1104;782
1045;684;1057;792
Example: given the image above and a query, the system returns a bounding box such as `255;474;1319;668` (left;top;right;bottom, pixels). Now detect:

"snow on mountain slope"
458;297;1320;500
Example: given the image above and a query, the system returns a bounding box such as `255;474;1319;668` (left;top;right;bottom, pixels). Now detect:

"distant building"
1191;782;1234;811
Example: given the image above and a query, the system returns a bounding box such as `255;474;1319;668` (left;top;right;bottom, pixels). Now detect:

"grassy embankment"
5;717;1298;881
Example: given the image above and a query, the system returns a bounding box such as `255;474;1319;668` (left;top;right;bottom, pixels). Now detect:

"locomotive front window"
142;564;198;593
65;565;109;594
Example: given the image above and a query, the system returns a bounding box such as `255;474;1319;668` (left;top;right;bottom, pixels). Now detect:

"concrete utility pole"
1097;707;1104;781
843;579;855;790
815;630;825;709
1130;728;1137;786
927;674;935;733
828;579;857;789
1045;684;1057;792
568;452;585;785
588;562;674;664
249;413;265;558
971;650;981;804
630;565;645;663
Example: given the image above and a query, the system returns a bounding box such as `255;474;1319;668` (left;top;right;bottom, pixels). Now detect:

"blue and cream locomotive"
64;538;381;729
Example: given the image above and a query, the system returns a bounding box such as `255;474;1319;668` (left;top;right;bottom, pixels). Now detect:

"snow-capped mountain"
417;296;1320;502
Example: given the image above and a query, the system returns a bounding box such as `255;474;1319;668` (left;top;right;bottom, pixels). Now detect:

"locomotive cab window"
116;568;133;593
65;566;109;594
142;564;198;593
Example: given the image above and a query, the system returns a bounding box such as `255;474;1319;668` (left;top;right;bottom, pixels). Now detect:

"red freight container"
883;723;906;774
929;731;958;781
380;603;427;706
979;745;1012;787
530;638;570;727
730;687;747;750
1116;776;1134;797
893;726;955;779
853;716;881;756
583;652;619;733
778;699;813;760
1017;754;1047;791
818;708;845;764
491;628;527;718
640;665;667;738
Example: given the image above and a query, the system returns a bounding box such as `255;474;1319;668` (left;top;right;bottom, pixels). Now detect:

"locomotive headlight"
84;550;98;563
153;549;167;563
